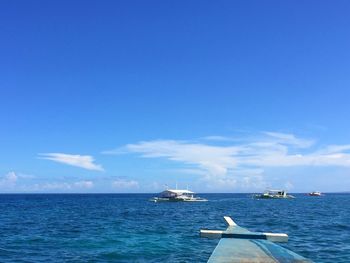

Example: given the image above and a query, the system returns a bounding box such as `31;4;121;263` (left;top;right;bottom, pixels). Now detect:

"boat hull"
254;194;295;199
149;197;207;202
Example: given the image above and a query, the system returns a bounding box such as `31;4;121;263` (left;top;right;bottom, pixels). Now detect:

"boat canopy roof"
162;189;194;194
266;189;285;192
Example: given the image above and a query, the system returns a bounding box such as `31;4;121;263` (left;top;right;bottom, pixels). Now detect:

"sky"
1;0;350;193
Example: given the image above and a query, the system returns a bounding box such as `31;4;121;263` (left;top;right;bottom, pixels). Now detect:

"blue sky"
1;0;350;193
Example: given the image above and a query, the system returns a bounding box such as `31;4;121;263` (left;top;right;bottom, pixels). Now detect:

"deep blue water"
0;193;349;262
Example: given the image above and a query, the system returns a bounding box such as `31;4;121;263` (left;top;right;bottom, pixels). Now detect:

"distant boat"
150;189;207;202
308;191;322;196
253;189;295;199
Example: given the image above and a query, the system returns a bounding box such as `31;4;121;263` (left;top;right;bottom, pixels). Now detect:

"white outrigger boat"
253;189;295;199
150;189;207;202
308;191;322;196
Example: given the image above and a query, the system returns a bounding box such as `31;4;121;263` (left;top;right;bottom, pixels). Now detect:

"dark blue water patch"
0;193;349;262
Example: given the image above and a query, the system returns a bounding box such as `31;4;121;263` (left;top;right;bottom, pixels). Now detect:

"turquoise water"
0;193;349;262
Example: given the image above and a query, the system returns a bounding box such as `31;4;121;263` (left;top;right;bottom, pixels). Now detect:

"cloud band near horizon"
103;132;350;188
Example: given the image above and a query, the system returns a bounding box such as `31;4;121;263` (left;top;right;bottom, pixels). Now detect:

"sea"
0;193;349;262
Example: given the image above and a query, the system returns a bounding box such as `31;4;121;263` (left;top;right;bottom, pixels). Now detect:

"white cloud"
0;172;93;192
38;182;72;190
171;168;209;176
126;140;240;177
263;131;314;148
0;171;18;188
201;136;235;142
105;131;350;189
74;181;94;189
112;179;139;189
16;173;36;179
39;153;104;171
18;180;95;192
317;144;350;154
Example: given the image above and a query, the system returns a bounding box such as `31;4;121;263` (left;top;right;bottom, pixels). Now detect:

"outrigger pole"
200;216;312;263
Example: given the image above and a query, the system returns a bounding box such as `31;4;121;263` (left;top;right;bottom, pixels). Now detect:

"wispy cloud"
0;171;18;188
35;182;72;191
262;131;314;148
317;144;350;154
201;135;236;142
126;139;240;177
26;180;95;191
74;181;94;189
39;153;104;171
112;178;139;189
104;131;350;189
0;171;96;192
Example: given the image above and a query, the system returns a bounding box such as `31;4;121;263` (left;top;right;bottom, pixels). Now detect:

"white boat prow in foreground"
150;189;207;202
200;216;312;262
